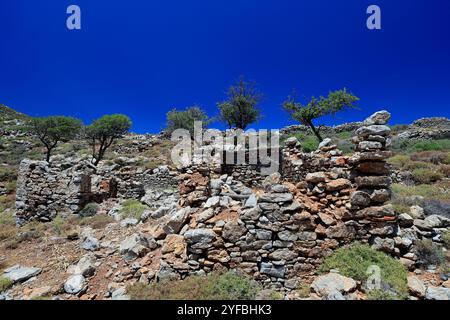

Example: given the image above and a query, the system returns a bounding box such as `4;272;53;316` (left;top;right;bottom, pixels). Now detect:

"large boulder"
119;233;155;261
407;276;426;298
311;273;357;296
356;125;391;138
163;207;193;235
3;265;42;283
363;111;391;125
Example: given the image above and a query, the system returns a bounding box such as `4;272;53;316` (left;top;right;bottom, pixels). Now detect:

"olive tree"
218;77;262;130
86;114;132;165
283;89;359;142
165;106;210;137
29;116;83;162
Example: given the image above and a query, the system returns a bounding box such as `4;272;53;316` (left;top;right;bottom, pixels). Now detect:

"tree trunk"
46;149;51;162
307;121;323;142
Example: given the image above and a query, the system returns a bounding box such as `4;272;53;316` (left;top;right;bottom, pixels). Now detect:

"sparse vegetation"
0;277;14;292
79;214;115;229
411;168;443;184
119;200;148;220
127;271;260;300
415;239;445;268
79;203;99;217
319;243;408;299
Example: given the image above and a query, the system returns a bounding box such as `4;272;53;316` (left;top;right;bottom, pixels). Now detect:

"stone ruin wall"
15;159;178;224
158;112;397;290
14;111;398;290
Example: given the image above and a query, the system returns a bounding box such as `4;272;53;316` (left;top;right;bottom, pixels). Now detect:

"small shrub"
270;291;284;300
412;169;443;184
295;284;311;298
415;239;445;268
443;231;450;249
127;271;260;300
404;161;435;171
387;155;410;169
0;195;15;212
439;164;450;177
422;199;450;219
411;139;450;152
391;183;450;202
337;140;354;155
5;180;16;194
336;131;352;139
302;136;320;153
366;289;397;300
79;203;99;217
319;243;408;299
0;277;14;292
411;151;448;165
0;166;17;182
80;214;115;229
443;152;450;165
119;200;149;220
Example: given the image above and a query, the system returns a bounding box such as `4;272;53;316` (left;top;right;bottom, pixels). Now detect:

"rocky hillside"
0;106;449;300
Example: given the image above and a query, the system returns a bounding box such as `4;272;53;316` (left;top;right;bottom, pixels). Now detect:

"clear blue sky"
1;0;449;133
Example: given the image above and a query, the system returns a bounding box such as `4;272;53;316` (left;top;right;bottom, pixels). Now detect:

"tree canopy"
283;89;359;142
165;106;210;136
29;116;83;162
85;114;132;165
218;77;262;130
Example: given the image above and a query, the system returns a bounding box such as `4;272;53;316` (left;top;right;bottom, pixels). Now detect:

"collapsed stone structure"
154;111;398;289
15;156;178;224
15;110;412;290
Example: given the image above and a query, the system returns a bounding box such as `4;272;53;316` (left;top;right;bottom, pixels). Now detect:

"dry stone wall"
157;111;398;290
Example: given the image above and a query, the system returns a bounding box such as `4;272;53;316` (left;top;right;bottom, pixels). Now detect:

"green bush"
410;139;450;152
412;169;443;184
387;155;410;169
410;151;448;164
0;277;13;292
439;164;450;177
392;139;450;154
0;166;17;182
319;243;408;299
79;214;115;229
415;239;445;268
302;136;320;153
366;289;397;300
119;200;149;220
404;161;435;171
79;202;99;217
127;271;260;300
443;231;450;249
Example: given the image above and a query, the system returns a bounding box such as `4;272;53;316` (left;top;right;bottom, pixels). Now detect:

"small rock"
425;287;450;300
81;236;100;251
407;276;426;298
64;274;86;294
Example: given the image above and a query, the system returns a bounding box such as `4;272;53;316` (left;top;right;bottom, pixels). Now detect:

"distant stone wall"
15;160;96;224
15;158;179;224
